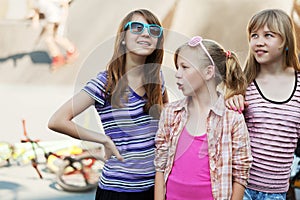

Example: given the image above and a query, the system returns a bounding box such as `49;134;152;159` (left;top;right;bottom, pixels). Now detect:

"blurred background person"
27;0;78;69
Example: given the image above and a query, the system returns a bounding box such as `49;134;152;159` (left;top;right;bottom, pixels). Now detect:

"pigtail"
189;38;247;100
224;51;247;99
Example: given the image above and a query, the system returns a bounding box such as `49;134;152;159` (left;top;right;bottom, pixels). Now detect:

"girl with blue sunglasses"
48;9;168;200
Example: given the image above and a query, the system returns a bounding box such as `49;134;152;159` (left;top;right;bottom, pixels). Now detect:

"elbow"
48;112;66;132
47;100;75;134
48;115;59;132
48;110;73;134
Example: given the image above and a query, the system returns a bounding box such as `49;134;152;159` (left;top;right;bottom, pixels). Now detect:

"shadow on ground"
0;50;51;67
0;180;23;200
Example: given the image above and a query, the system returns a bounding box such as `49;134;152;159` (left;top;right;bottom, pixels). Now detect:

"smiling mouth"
255;50;268;56
255;49;267;53
137;41;151;46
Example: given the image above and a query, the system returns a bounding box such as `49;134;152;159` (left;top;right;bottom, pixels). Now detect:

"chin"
182;91;192;97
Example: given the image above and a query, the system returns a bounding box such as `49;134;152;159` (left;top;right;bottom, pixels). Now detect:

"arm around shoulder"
225;94;247;114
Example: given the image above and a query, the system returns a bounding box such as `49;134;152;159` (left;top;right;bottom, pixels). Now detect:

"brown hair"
105;9;165;118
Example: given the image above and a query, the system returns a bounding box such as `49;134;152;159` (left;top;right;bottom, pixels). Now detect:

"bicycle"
0;141;27;167
20;119;106;192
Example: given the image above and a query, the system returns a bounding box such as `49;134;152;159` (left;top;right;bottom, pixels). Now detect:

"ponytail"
223;51;247;99
203;39;247;99
178;38;248;100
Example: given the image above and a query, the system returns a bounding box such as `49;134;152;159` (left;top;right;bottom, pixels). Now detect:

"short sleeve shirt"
83;71;165;192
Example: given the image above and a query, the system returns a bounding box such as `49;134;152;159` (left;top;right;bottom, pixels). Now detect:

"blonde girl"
154;36;252;200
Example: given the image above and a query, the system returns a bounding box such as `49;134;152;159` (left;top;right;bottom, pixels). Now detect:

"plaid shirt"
154;95;252;200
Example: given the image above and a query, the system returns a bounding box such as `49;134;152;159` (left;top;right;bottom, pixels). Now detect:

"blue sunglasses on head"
124;21;163;38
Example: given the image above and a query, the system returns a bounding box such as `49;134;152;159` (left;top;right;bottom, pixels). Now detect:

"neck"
125;53;146;72
126;65;144;79
189;83;218;112
259;58;285;75
125;56;145;92
186;85;218;136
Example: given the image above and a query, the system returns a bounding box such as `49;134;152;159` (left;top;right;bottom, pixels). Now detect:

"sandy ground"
0;164;96;200
0;0;299;199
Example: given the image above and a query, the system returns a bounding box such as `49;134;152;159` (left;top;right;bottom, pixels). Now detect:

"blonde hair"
174;39;247;99
244;9;300;84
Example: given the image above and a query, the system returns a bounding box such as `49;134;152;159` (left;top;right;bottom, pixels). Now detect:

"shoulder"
214;96;234;117
245;81;258;99
83;71;108;93
88;71;108;87
161;98;187;118
296;70;300;79
164;98;186;110
223;107;246;123
246;81;256;90
159;99;187;128
95;71;108;81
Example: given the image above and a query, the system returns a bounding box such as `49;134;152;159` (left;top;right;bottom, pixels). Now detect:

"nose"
175;67;182;78
254;36;265;47
140;27;150;37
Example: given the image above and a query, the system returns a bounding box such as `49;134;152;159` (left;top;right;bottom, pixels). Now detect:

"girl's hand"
225;94;248;114
103;135;124;162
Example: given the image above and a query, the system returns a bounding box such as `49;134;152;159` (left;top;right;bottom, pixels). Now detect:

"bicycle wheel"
56;154;104;192
0;142;12;167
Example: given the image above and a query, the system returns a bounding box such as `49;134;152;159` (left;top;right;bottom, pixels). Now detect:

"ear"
204;65;215;80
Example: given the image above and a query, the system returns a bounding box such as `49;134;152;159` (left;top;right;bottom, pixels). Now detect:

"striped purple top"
83;71;165;192
244;71;300;193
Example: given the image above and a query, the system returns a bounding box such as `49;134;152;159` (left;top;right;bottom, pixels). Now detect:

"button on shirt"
154;95;253;199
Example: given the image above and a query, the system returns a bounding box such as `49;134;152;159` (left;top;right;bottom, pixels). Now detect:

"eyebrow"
251;30;276;34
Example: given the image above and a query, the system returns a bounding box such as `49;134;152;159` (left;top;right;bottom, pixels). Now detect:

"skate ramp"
0;0;294;143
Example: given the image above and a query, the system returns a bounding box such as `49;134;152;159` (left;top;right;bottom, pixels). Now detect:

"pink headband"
188;36;215;66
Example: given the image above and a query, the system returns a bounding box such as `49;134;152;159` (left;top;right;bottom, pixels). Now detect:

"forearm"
231;182;245;200
155;171;165;200
49;118;108;144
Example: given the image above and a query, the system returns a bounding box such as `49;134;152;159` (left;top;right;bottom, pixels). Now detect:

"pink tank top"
166;127;213;200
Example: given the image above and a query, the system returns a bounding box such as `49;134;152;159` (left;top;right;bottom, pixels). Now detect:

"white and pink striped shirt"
245;71;300;193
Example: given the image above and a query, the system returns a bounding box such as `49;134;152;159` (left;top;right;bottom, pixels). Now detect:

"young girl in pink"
154;36;253;200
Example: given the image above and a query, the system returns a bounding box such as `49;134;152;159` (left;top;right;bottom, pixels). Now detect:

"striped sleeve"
82;71;108;106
